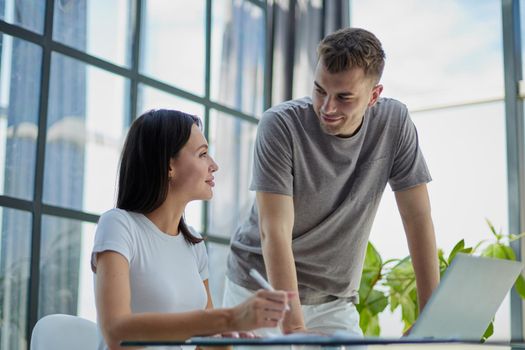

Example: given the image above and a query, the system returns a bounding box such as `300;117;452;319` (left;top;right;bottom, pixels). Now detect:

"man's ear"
368;84;383;107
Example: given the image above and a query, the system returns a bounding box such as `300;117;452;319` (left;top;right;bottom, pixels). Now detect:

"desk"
121;336;525;349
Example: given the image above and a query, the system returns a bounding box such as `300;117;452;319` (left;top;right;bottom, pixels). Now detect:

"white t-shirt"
91;208;209;350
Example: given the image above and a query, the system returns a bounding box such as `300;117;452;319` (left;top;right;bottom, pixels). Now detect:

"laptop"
408;253;523;341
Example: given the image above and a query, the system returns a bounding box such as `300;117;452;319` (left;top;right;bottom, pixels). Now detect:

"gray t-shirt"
227;97;431;305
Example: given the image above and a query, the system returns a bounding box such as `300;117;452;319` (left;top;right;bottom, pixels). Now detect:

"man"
223;27;440;336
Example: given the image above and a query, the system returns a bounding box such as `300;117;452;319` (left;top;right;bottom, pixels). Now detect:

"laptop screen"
409;253;523;341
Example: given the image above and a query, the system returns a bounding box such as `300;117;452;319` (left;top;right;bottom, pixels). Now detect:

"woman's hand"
219;331;257;338
230;289;295;331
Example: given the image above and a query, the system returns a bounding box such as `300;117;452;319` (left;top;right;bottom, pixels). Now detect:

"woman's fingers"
238;331;257;338
220;331;240;338
251;290;298;327
255;289;296;310
233;289;298;331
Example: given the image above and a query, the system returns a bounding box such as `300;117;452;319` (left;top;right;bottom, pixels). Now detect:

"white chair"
30;314;98;350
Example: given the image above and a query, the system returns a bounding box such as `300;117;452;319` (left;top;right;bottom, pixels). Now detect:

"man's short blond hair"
317;27;385;83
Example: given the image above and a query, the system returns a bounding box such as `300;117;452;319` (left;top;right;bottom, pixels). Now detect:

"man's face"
312;62;383;137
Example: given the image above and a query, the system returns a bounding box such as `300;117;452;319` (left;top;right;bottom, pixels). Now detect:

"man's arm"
257;192;306;333
395;183;440;311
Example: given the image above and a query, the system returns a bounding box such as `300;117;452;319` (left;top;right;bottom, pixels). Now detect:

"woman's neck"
145;198;186;236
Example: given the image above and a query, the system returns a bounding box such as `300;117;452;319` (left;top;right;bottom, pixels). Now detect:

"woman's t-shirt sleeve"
189;226;209;281
91;209;135;273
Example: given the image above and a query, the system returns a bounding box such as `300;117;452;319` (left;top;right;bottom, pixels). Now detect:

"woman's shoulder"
96;208;143;237
100;207;128;219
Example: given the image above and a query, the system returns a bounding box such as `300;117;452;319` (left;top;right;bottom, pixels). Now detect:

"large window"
0;0;266;348
351;0;511;338
1;0;524;348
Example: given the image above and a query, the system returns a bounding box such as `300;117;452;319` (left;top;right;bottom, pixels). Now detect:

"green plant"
357;219;525;340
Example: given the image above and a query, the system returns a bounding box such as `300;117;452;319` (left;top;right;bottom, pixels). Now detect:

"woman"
91;109;292;350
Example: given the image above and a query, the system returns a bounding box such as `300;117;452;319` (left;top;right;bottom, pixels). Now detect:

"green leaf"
486;218;502;241
359;242;383;302
472;239;488;254
366;314;381;336
509;232;525;242
359;306;371;334
366;290;388;315
400;295;417;329
359;307;381;336
382;258;401;267
366;241;383;267
481;321;494;342
514;275;525;299
389;292;400;311
447;239;465;265
438;249;448;270
386;259;414;288
460;247;473;254
385;257;418;328
481;243;516;260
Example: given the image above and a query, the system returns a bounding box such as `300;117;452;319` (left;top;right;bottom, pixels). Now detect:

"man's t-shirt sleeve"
389;112;432;191
250;112;294;196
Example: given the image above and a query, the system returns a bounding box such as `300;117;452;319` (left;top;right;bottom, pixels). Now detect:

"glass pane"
207;242;230;306
370;102;509;337
44;52;128;214
208;111;256;238
211;0;265;115
53;0;133;67
0;35;42;200
38;216;97;322
292;0;322;99
0;1;45;33
0;207;32;350
521;0;525;73
137;84;205;232
271;0;288;105
141;0;206;96
137;84;205;118
351;0;503;110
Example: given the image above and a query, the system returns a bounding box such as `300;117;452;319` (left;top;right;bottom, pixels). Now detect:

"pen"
249;268;275;291
249;268;290;311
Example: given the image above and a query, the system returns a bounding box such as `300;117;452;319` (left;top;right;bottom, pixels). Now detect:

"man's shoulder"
263;97;313;121
373;97;408;115
369;97;410;125
256;97;313;138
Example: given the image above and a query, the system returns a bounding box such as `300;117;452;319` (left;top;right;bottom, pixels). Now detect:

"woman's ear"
168;158;176;179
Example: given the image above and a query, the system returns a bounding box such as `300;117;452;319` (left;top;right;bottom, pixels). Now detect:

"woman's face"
169;124;219;201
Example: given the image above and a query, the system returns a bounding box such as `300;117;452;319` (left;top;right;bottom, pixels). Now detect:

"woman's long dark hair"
117;109;203;244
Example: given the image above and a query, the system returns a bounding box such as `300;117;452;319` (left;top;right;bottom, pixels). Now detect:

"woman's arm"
96;251;290;349
204;279;214;309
